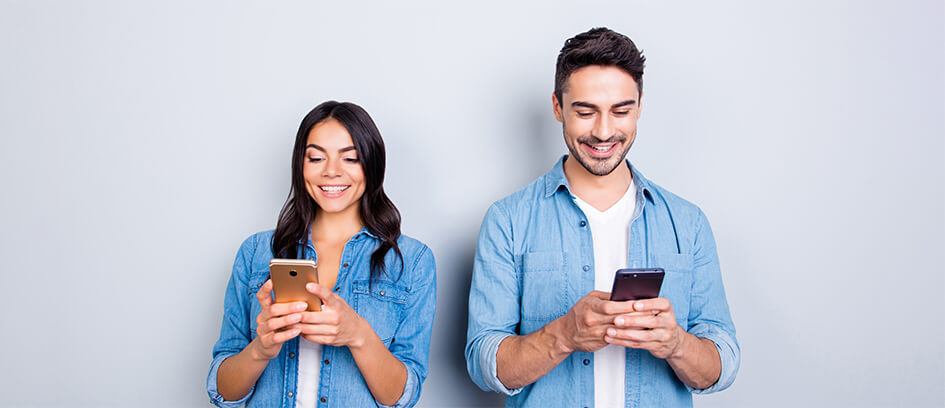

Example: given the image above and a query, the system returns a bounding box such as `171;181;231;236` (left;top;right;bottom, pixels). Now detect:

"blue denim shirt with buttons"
465;157;739;408
208;228;436;408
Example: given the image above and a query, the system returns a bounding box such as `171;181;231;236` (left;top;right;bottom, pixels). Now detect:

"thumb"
306;282;335;305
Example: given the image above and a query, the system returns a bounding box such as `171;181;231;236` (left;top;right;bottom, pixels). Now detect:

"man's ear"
552;93;563;123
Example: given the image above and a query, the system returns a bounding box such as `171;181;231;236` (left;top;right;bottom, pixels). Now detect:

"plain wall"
0;1;942;407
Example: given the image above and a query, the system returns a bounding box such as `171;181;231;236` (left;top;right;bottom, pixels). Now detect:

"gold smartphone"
268;259;322;312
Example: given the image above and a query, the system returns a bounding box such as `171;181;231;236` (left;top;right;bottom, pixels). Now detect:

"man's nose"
594;114;614;139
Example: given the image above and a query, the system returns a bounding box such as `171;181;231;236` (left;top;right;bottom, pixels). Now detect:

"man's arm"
496;291;631;389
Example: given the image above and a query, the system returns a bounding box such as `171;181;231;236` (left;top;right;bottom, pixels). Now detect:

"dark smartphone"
609;268;665;301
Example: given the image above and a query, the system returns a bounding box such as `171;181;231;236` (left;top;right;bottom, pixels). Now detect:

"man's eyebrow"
612;99;637;108
571;101;599;109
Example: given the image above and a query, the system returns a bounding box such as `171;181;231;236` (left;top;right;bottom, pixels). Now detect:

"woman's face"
303;118;366;217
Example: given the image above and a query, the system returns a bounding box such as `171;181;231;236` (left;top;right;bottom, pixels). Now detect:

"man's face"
553;65;642;176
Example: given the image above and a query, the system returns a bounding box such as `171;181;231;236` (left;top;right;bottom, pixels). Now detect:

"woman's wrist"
347;316;374;351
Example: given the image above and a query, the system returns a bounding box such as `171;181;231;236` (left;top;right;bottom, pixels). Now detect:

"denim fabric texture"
465;157;739;408
208;228;436;408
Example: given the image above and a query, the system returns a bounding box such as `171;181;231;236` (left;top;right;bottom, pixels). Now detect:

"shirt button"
257;282;262;288
323;359;330;365
579;220;587;227
583;265;590;271
288;353;295;359
583;359;590;366
343;263;349;267
334;286;340;292
287;391;294;398
320;397;327;403
379;290;386;296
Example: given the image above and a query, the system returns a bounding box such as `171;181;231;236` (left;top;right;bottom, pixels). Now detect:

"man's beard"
564;133;633;176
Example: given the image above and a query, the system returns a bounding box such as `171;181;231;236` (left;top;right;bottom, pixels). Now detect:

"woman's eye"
307;157;323;163
344;157;360;163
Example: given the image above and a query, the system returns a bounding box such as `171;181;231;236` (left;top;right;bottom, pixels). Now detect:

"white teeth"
591;145;613;152
320;186;349;193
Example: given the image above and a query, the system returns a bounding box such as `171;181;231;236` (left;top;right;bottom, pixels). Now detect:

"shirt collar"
297;225;377;246
543;154;654;203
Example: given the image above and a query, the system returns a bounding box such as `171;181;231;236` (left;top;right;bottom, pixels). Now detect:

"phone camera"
633;274;638;278
289;270;298;277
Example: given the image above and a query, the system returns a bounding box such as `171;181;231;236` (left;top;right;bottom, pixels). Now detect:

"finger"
266;312;303;332
269;301;309;317
597;300;638;315
270;326;302;344
306;283;336;305
604;336;658;350
613;313;661;329
302;334;335;345
607;327;656;342
256;279;274;307
298;324;340;336
631;297;673;313
587;290;611;300
299;310;340;325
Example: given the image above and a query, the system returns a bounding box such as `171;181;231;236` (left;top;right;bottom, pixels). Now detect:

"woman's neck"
311;206;365;244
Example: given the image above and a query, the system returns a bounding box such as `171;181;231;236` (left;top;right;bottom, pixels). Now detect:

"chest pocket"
519;251;569;323
247;271;270;339
352;280;408;344
652;253;694;327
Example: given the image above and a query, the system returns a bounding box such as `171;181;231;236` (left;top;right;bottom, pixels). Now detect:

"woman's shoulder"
234;229;276;274
392;233;436;283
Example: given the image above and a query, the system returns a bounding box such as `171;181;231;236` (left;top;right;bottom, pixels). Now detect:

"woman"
207;101;436;408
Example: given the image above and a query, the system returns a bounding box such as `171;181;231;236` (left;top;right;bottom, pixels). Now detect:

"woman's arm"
217;279;307;401
299;283;408;406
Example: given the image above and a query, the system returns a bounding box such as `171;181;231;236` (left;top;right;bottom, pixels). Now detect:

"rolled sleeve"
685;210;740;394
465;203;523;396
686;323;740;394
385;245;437;408
207;353;253;408
207;235;258;407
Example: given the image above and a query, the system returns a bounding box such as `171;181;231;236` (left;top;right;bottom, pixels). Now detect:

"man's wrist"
667;325;689;361
543;316;575;359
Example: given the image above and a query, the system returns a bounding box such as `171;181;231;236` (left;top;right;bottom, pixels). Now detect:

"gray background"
1;0;942;407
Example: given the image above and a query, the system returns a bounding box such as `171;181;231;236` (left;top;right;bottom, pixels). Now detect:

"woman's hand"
298;283;371;350
251;279;306;360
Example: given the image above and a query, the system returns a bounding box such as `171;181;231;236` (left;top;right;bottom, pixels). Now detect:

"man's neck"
563;155;633;212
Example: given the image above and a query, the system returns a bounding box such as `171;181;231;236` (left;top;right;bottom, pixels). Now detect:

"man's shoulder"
638;175;707;223
489;172;551;217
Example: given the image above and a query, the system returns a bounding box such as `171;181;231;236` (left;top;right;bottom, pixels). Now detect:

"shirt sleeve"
465;202;524;396
207;236;258;407
685;210;740;394
381;245;437;408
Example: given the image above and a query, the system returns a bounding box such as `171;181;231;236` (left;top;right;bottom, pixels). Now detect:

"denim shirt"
465;157;739;408
208;228;436;408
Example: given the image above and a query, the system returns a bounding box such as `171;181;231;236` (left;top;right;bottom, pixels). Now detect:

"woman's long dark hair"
271;101;403;280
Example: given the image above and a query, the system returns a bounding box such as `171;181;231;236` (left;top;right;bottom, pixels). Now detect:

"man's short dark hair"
554;27;646;105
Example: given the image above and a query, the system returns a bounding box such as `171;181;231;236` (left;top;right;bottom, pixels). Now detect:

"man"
465;27;739;407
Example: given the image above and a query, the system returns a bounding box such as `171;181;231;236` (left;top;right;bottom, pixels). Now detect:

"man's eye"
576;112;594;118
614;110;630;116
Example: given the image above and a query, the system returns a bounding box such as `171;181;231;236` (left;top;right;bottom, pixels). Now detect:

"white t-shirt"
573;178;637;408
296;334;322;407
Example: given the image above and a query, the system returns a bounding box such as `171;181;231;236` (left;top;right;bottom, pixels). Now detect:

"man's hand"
603;297;684;359
555;291;639;353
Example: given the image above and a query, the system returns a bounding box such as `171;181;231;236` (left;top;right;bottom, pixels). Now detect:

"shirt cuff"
207;353;254;408
685;324;740;394
377;363;419;408
477;332;522;396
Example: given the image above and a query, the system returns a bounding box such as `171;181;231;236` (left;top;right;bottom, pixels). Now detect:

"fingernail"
615;317;624;326
291;314;301;322
296;302;307;311
306;283;317;291
607;328;616;336
635;301;644;310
